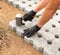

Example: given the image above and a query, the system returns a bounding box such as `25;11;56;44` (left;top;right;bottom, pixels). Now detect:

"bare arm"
33;0;50;12
37;0;60;27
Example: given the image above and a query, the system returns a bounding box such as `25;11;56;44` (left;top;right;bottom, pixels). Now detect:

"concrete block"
49;28;60;35
24;33;47;51
33;36;47;51
12;0;20;8
36;9;44;17
43;45;58;55
9;20;16;32
52;38;60;48
16;25;28;37
7;0;13;5
3;0;7;2
48;17;60;29
38;30;55;41
25;21;33;28
19;1;28;10
56;52;60;55
43;38;60;55
44;38;60;55
24;34;37;44
24;6;33;13
41;22;52;30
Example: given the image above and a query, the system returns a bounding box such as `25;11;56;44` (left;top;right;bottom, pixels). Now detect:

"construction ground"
0;0;42;55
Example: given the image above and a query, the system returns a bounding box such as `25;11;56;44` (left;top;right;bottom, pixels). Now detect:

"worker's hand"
22;25;41;38
23;10;36;21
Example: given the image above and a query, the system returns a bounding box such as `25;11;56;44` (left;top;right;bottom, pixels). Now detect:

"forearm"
33;0;50;12
37;0;59;27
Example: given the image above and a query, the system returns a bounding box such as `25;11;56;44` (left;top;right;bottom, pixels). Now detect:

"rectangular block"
56;52;60;55
52;38;60;48
36;9;44;17
19;3;28;11
7;0;13;5
16;25;28;37
33;36;47;51
9;20;16;32
44;38;60;55
43;45;58;55
43;44;58;55
24;34;37;44
49;28;60;35
41;22;52;30
24;34;47;51
24;6;33;13
38;30;55;41
12;0;21;9
3;0;7;2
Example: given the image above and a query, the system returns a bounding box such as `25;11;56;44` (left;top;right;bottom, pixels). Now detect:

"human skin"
37;0;60;27
33;0;50;12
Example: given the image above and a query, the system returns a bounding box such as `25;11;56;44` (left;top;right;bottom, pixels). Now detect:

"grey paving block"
24;34;37;44
41;22;52;30
52;38;60;48
9;20;16;32
56;52;60;55
24;6;33;13
25;21;33;28
49;28;60;35
43;44;58;55
7;0;13;5
24;34;47;51
12;0;20;8
16;25;28;37
18;1;28;10
38;30;55;41
36;9;44;17
33;36;47;51
3;0;7;2
43;38;60;55
48;18;60;29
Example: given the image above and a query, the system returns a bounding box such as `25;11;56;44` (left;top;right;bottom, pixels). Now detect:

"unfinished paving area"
0;0;42;55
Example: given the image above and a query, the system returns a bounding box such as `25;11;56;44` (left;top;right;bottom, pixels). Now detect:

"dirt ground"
0;0;43;55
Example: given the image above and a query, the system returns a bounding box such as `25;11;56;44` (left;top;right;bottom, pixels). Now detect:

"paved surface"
7;0;60;55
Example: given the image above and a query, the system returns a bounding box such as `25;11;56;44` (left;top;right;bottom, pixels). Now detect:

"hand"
23;10;36;21
22;25;41;38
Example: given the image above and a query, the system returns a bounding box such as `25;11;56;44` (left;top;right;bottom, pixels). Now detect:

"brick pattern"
4;0;60;55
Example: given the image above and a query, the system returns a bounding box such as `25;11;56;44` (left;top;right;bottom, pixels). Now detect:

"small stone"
0;7;2;9
28;5;32;7
55;35;59;38
56;13;58;15
58;48;60;51
34;2;37;4
38;34;42;38
58;21;60;23
0;37;2;40
22;1;25;3
47;41;52;45
52;24;56;28
45;29;49;32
